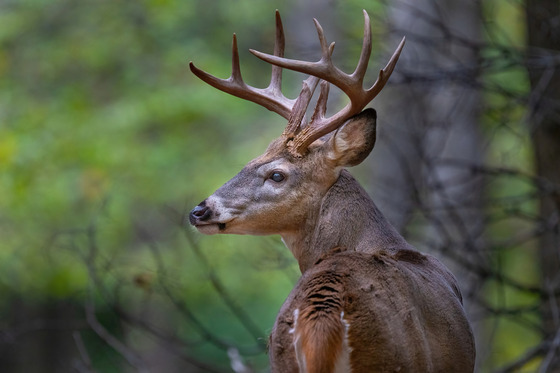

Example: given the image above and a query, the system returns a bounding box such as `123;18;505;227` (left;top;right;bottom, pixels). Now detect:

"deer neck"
281;169;410;273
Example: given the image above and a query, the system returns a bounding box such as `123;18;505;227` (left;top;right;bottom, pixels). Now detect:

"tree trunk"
526;1;560;370
377;0;485;367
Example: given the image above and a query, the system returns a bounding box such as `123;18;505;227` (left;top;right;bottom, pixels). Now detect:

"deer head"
188;10;405;258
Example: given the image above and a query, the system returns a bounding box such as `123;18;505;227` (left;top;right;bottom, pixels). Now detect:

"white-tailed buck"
188;10;475;373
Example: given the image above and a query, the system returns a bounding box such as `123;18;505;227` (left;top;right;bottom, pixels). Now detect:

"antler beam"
251;10;405;155
190;10;405;156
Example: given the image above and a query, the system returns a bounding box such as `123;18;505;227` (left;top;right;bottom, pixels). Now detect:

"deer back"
270;248;475;372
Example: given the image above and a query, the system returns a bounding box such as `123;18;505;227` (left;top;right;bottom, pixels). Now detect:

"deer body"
269;172;474;372
188;11;475;373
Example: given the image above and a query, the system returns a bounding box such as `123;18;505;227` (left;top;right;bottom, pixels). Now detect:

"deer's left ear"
324;108;377;167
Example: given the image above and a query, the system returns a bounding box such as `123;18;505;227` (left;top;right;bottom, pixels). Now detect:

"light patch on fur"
327;127;351;163
334;311;352;373
205;195;235;222
332;128;352;154
257;159;291;176
289;308;299;335
290;308;308;373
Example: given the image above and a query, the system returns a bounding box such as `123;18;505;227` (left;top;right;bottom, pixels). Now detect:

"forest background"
1;0;559;372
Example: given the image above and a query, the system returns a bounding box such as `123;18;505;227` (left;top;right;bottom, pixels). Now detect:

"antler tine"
231;33;243;82
250;21;346;92
189;13;296;119
352;9;372;84
310;80;330;124
312;18;336;61
283;75;320;138
366;35;406;100
268;10;285;95
282;42;335;139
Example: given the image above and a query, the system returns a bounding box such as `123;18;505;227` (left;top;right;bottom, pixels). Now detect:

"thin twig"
85;290;149;373
72;331;96;373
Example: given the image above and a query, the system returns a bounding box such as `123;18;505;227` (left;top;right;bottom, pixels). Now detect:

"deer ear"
325;108;377;167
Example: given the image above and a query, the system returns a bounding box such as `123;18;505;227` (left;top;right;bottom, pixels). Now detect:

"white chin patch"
195;223;226;235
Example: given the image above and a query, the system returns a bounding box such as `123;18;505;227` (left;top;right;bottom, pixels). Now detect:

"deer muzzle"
188;200;228;234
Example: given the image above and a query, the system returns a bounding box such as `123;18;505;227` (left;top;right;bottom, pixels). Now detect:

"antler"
251;10;405;155
190;10;405;156
189;10;296;119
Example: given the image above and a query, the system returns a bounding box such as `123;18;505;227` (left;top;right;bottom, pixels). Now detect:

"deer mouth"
192;221;228;235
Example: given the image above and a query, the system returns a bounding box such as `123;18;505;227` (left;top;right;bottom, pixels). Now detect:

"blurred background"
1;0;559;372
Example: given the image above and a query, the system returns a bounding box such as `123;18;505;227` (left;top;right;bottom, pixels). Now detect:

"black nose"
189;202;211;225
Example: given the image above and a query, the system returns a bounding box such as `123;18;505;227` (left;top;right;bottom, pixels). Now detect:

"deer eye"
269;172;285;183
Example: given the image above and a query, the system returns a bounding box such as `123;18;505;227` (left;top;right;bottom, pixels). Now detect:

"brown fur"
270;243;474;372
296;272;345;373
